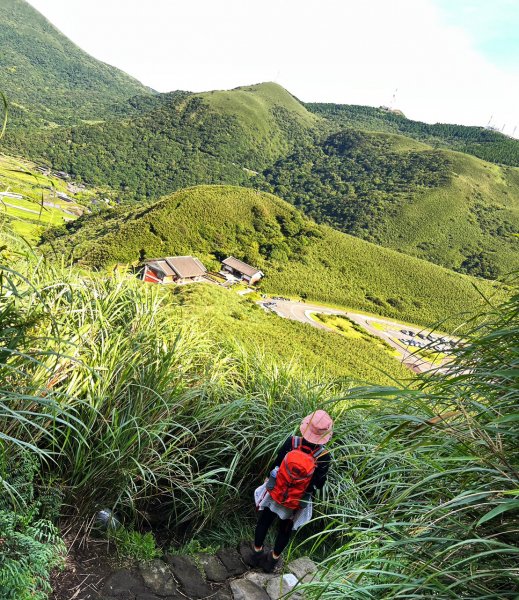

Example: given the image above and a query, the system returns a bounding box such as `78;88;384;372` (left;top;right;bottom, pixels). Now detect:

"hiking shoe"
242;542;265;568
260;551;280;573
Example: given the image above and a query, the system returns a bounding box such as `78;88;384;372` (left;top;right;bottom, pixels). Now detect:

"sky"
27;0;519;135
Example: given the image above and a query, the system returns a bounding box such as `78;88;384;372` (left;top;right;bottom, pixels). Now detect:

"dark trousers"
254;507;294;555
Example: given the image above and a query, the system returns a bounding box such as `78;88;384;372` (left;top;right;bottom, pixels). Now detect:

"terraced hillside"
42;185;506;329
0;153;92;240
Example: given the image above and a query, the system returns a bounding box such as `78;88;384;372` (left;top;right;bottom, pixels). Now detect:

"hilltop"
1;2;517;279
6;83;320;200
7;81;519;279
0;0;151;127
259;129;519;278
42;185;505;329
307;102;519;167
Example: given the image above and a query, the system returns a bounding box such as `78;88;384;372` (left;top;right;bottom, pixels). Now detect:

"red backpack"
269;437;327;510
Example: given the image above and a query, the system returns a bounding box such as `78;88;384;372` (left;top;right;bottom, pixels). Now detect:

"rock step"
99;544;318;600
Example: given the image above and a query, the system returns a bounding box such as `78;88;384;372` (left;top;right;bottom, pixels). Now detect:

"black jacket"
270;436;331;493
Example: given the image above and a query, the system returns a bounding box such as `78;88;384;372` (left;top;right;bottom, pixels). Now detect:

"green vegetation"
0;0;150;127
311;312;400;357
6;84;319;201
173;284;411;383
307;101;519;167
258;129;519;278
1;6;518;594
0;153;107;240
6;77;517;278
302;288;519;597
41;184;506;329
109;528;162;562
1;234;517;597
0;451;65;600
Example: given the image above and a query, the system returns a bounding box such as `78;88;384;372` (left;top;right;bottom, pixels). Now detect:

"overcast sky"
28;0;519;136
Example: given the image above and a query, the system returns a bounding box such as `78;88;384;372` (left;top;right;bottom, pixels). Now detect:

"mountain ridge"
0;0;153;127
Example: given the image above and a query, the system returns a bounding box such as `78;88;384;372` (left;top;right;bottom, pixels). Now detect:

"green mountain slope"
307;102;519;167
42;185;505;329
173;284;411;384
259;129;519;279
0;0;151;127
6;83;319;199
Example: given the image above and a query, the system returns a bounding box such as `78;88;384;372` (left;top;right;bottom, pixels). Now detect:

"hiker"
249;409;333;572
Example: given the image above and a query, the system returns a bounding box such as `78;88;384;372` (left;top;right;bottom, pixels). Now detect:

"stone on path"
198;552;228;582
244;571;277;589
214;587;233;600
217;547;248;576
230;579;271;600
266;574;301;600
138;560;179;597
102;568;145;597
287;556;318;584
165;554;212;599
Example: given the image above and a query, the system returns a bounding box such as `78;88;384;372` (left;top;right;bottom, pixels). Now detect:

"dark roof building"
143;256;207;284
221;256;264;284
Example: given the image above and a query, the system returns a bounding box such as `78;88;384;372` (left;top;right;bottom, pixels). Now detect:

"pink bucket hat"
300;410;333;444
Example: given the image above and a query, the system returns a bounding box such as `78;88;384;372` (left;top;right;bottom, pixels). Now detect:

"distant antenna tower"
513;125;517;137
501;123;506;133
389;88;398;109
486;114;493;127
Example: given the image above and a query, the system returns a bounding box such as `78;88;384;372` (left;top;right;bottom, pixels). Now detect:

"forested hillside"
308;102;519;167
41;185;505;328
0;0;151;127
259;129;519;278
6;83;319;200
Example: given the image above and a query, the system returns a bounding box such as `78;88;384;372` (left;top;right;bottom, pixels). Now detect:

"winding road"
261;299;454;374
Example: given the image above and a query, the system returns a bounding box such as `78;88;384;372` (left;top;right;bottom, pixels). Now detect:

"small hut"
221;256;263;284
142;256;207;284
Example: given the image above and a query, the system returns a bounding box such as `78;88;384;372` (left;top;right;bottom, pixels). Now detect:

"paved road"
1;201;77;221
262;299;453;374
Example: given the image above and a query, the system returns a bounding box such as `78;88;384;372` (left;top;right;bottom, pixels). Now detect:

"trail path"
52;538;319;600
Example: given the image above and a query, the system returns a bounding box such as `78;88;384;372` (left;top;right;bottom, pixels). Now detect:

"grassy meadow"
375;151;519;276
172;284;411;384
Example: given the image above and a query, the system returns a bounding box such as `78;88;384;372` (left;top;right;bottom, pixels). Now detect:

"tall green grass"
1;235;517;597
0;248;349;528
294;287;519;597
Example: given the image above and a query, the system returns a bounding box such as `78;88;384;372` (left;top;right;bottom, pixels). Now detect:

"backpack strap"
312;446;328;459
293;436;329;459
